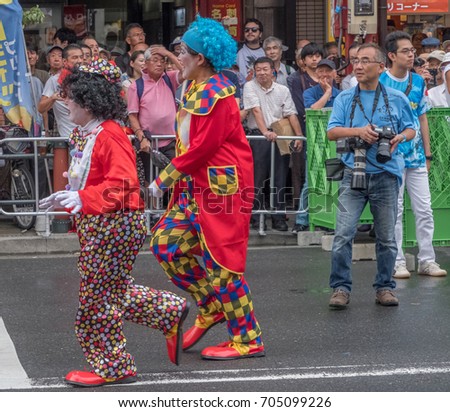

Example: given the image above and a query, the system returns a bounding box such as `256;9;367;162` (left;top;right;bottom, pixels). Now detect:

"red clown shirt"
78;120;143;215
153;73;254;274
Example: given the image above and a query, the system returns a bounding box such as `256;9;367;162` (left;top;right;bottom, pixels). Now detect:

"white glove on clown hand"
54;190;83;214
148;181;164;198
39;193;59;211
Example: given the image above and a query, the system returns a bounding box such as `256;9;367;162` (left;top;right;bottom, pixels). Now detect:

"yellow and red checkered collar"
181;73;235;116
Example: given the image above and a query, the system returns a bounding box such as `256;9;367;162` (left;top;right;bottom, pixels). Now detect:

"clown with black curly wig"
150;16;265;360
39;59;189;387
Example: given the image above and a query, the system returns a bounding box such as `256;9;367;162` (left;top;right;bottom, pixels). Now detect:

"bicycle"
0;126;36;230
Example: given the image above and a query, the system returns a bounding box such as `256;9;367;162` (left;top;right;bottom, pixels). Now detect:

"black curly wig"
61;70;127;122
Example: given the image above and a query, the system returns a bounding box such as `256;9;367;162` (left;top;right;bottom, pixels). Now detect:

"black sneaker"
292;224;309;234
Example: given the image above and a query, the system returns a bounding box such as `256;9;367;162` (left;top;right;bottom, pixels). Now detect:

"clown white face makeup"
178;44;201;81
66;98;95;127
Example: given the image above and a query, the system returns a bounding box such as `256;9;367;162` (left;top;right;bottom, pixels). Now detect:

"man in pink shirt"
128;45;183;183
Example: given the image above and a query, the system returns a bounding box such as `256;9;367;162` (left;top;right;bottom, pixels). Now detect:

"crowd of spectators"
2;20;450;243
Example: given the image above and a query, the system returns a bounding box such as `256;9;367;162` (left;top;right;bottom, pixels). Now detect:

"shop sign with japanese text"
205;0;241;40
388;0;449;14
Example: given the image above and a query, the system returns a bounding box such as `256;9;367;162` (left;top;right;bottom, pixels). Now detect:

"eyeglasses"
244;27;259;33
396;47;416;55
352;58;382;66
129;32;146;38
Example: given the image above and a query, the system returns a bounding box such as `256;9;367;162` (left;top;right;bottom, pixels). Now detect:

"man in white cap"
426;50;445;89
428;53;450;107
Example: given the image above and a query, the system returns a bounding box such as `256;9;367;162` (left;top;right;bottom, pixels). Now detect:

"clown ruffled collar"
67;118;104;191
181;73;235;116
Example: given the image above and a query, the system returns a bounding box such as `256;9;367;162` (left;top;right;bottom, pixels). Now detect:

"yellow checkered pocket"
207;166;239;196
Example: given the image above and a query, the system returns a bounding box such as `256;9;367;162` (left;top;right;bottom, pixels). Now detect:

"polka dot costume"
73;210;186;379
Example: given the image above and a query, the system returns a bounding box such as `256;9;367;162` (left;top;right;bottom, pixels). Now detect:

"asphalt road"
2;245;450;393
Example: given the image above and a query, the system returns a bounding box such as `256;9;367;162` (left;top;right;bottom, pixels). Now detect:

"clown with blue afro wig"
149;17;265;362
181;15;237;72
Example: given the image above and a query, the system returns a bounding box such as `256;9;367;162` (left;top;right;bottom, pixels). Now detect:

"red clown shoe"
165;300;190;365
65;370;137;387
182;312;226;350
201;341;265;360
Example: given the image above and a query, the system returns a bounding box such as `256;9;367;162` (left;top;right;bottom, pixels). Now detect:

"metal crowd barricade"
146;134;307;237
0;135;70;235
0;133;306;237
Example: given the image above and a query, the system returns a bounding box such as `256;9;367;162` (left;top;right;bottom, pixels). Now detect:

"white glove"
39;193;59;210
54;190;83;214
149;181;164;198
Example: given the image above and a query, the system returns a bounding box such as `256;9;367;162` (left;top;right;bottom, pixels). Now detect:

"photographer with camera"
425;50;445;89
327;43;415;309
381;32;447;279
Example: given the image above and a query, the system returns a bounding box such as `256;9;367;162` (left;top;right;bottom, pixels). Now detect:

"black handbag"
142;130;171;169
325;158;345;181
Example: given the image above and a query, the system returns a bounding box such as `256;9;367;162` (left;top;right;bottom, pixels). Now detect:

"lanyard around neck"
350;84;381;128
349;83;397;133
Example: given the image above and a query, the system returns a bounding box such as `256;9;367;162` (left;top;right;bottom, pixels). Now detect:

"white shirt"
42;73;77;138
428;84;448;107
243;79;298;129
444;65;450;107
341;74;358;90
237;44;266;80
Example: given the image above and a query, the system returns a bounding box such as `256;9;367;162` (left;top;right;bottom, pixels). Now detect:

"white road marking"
0;317;31;389
8;362;450;390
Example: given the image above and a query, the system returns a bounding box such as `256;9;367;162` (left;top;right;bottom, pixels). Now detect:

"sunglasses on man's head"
244;27;259;33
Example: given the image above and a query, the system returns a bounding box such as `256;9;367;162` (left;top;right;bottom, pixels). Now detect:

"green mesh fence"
305;107;450;247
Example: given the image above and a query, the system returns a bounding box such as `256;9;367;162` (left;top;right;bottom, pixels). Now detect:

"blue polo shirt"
304;84;341;108
327;85;415;184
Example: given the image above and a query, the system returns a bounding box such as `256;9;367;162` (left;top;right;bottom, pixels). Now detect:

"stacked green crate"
403;108;450;246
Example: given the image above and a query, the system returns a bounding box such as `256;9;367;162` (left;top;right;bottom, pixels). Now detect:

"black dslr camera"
336;126;395;190
428;68;438;89
373;126;395;164
336;137;370;190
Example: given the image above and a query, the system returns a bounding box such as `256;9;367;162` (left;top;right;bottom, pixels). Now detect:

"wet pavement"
1;245;450;392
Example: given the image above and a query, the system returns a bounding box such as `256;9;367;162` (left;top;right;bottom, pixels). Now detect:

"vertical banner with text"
0;0;34;131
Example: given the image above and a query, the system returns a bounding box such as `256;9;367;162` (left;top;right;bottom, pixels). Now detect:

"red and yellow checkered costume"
150;73;262;345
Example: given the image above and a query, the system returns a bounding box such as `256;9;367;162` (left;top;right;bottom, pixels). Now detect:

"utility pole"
378;0;388;45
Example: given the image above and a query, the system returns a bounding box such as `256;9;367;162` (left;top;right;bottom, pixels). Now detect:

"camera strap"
404;72;413;97
350;83;397;133
349;84;381;128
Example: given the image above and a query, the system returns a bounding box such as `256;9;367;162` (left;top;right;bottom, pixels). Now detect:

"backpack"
135;73;176;107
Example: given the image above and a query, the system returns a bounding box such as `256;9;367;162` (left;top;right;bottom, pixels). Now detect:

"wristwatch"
425;155;433;161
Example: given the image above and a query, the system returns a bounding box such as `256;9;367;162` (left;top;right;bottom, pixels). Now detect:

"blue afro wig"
182;15;237;72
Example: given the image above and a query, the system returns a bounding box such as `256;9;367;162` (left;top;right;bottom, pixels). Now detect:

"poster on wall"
63;4;87;38
205;0;241;40
387;0;449;14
